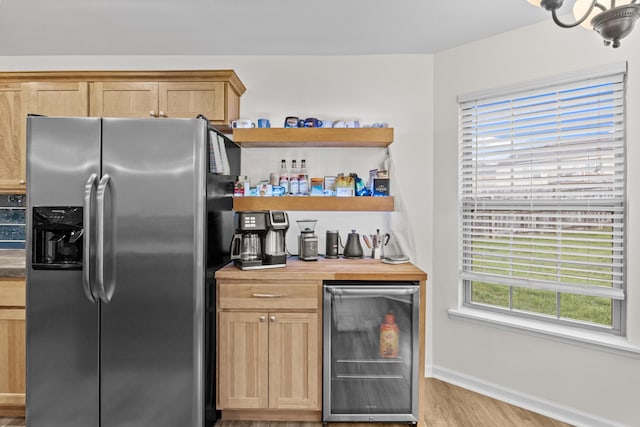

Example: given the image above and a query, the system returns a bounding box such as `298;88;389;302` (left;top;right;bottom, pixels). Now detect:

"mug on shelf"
303;117;322;128
231;119;256;129
284;116;300;128
257;118;271;128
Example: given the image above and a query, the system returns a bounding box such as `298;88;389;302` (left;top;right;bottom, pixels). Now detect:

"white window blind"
458;65;626;331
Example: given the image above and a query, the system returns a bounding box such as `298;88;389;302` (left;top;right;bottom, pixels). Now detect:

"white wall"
433;20;640;427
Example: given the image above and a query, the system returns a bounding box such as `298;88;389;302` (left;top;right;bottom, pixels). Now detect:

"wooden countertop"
0;250;26;278
216;257;427;282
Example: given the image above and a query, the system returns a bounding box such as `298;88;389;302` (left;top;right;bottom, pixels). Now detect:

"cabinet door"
89;82;159;118
0;308;25;416
218;311;269;409
23;82;89;116
268;312;319;410
0;84;25;192
158;82;225;120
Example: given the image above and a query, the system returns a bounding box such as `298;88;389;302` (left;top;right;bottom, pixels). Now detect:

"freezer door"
99;118;206;427
26;117;101;427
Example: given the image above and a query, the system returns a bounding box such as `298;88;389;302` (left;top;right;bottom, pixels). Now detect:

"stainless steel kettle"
343;230;364;259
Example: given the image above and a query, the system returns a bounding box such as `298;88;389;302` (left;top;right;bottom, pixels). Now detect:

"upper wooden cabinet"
89;81;227;121
89;81;158;118
0;84;25;192
0;70;245;194
23;82;89;117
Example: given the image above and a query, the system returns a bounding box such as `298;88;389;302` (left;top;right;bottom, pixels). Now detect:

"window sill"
448;307;640;359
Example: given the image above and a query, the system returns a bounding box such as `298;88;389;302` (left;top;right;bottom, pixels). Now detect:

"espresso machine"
230;210;289;270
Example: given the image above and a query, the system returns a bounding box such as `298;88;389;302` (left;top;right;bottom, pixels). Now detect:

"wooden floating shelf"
232;128;394;148
233;196;394;212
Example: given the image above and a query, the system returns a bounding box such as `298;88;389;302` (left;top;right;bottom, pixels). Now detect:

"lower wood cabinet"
216;280;321;417
0;278;26;417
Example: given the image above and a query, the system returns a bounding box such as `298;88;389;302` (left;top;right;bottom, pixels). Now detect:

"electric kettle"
343;230;364;259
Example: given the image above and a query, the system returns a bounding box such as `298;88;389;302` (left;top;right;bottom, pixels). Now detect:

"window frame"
457;63;628;335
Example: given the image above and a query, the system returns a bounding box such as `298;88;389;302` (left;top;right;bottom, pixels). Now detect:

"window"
458;64;627;335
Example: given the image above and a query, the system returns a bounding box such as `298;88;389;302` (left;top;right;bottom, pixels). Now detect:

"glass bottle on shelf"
298;159;309;196
278;159;289;194
289;159;299;195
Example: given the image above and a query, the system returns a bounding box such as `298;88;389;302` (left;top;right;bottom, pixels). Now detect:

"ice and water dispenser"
31;207;84;269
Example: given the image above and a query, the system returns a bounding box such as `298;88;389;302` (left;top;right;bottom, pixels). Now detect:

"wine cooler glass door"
323;282;419;423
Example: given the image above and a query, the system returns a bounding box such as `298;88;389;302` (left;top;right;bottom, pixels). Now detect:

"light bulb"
527;0;542;6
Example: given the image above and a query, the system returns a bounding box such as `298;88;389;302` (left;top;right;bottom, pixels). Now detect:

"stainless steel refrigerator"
25;116;236;427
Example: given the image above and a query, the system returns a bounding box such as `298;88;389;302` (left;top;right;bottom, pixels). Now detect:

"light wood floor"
0;378;573;427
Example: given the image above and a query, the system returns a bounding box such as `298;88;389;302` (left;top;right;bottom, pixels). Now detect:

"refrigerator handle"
96;174;114;304
82;174;98;303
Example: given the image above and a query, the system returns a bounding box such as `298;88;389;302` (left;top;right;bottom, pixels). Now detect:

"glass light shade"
574;0;635;29
528;0;542;6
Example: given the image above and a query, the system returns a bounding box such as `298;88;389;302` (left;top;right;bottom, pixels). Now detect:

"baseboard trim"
427;365;624;427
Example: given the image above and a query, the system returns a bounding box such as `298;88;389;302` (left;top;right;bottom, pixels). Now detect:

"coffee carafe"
230;211;289;270
265;210;289;266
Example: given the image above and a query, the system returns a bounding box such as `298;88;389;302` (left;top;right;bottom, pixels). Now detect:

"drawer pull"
252;293;282;298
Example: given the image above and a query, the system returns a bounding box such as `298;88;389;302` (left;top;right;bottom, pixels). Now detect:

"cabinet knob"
259;316;266;322
269;316;276;322
159;111;166;117
19;180;25;185
149;110;156;117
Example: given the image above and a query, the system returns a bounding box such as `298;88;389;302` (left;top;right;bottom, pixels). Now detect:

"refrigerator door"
99;118;206;427
26;117;101;427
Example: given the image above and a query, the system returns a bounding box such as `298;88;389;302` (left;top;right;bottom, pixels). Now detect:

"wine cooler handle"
325;286;418;296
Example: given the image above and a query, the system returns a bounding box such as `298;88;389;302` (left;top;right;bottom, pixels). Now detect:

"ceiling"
0;0;553;56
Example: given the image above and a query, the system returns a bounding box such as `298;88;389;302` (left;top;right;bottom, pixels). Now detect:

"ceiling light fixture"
528;0;640;47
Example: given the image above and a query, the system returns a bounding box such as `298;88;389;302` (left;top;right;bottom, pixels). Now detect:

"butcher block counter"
215;257;427;423
215;257;427;281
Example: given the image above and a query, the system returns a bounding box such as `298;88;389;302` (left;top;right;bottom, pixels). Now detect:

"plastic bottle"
289;160;299;195
278;159;289;194
298;159;309;196
379;311;399;358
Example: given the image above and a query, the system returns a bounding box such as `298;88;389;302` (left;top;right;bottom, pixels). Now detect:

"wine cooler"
323;281;420;424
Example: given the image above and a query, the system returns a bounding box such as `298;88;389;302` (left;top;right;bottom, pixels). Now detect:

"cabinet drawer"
0;280;25;308
218;282;318;310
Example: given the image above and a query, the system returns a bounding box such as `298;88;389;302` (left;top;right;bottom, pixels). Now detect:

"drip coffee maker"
230;210;289;269
297;219;318;261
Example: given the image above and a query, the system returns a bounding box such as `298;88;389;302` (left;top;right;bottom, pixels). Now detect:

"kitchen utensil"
325;230;340;259
362;234;372;249
297;219;319;261
343;230;364;259
230;233;261;261
284;116;300;128
231;119;256;128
